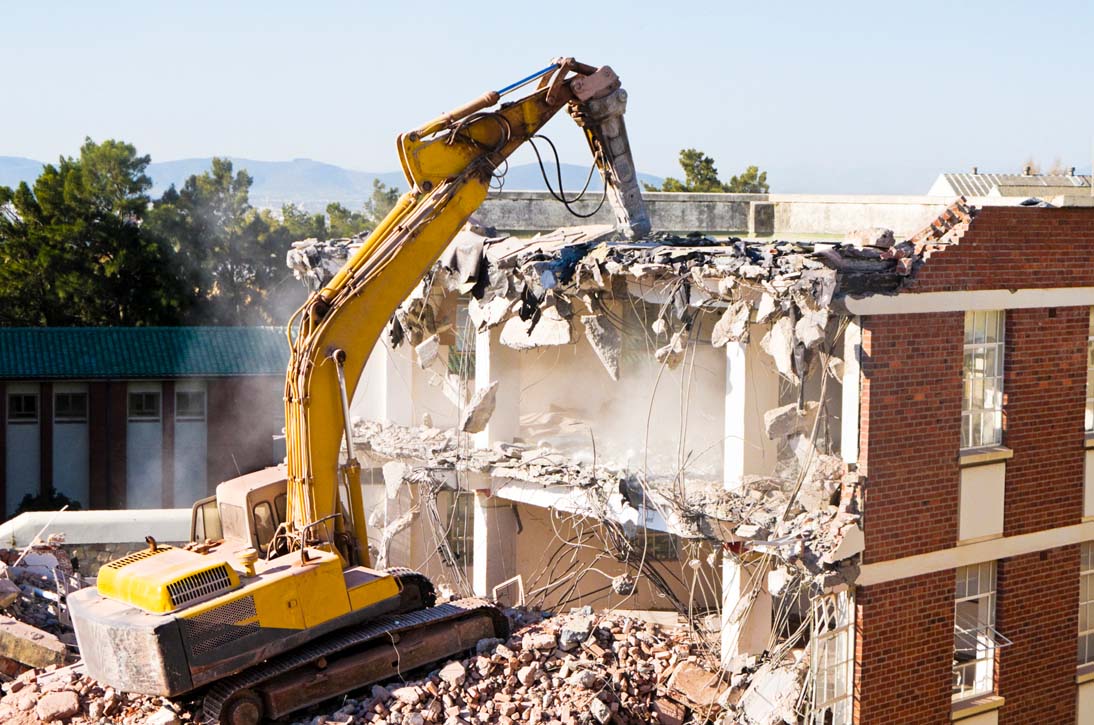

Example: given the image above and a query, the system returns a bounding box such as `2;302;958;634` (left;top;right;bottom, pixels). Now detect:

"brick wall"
206;376;283;492
910;207;1094;293
858;312;963;563
996;546;1079;724
855;570;954;725
1002;307;1087;536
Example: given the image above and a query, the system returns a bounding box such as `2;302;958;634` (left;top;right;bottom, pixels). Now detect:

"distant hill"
0;156;663;212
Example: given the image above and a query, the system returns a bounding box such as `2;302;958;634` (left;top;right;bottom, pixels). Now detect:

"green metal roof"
0;327;289;380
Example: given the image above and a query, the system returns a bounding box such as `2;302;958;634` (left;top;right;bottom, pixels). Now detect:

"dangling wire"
527;134;608;218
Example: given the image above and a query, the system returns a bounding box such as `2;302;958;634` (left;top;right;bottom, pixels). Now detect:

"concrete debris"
711;301;750;348
286;609;735;725
736;656;809;725
415;334;440;369
581;315;621;380
460;381;499;434
844;227;895;249
763;402;819;441
0;664;198;724
760;317;798;384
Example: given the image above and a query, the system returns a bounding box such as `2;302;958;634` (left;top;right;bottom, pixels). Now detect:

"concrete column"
721;553;773;663
472;491;517;599
841;317;862;466
723;337;780;490
722;339;778;663
473;326;522;448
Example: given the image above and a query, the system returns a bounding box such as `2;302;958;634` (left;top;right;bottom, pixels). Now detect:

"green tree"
645;148;769;194
279;203;327;241
363;179;400;227
144;158;287;325
0;138;185;326
325;202;369;238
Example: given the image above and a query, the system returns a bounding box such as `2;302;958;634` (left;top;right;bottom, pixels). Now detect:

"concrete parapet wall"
477;190;957;237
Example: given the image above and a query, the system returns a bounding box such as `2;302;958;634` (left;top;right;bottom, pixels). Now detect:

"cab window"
191;497;223;542
274;494;287;525
253;502;276;551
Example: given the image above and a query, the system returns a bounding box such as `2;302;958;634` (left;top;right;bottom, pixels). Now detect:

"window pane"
964;311;974;343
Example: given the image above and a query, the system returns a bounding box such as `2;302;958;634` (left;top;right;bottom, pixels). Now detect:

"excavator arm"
283;59;651;562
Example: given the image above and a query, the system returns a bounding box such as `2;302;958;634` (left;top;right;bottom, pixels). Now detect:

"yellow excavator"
68;58;650;724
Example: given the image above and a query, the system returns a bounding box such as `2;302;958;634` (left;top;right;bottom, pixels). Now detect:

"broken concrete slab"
763;401;820;441
460;381;499;434
581;315;621;380
666;660;727;709
845;227;895;249
0;615;67;669
711;300;750;348
414;334;440;369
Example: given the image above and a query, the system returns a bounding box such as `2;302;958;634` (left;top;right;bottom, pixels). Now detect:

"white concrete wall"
52;382;89;508
1085;450;1094;519
1078;679;1094;724
958;463;1006;543
126;381;163;509
174;380;207;507
5;382;40;515
353;341;413;427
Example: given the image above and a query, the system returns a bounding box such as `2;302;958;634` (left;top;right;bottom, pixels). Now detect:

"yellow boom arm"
282;59;650;564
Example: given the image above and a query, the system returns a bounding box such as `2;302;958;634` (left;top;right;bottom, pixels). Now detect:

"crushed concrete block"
581;315;621;381
794;306;829;349
763;401;819;440
760;316;798;384
499;306;572;350
415;335;440;369
666;661;725;708
145;706;182;725
460;381;498;434
711;300;751;348
36;689;79;722
845;227;895;249
0;615;67;669
655;330;686;369
739;661;806;725
589;697;611;723
822;523;865;564
382;461;408;500
558;615;593;650
439;660;467;688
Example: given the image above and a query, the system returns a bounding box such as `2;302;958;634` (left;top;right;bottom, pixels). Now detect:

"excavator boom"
69;59;650;724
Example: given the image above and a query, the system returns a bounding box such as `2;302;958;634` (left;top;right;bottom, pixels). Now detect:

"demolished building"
286;196;1094;725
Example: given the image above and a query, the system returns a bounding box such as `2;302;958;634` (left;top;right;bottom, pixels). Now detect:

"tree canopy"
0;139;404;327
647;148;769;194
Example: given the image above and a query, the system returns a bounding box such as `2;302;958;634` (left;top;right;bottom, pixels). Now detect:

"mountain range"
0;156;664;213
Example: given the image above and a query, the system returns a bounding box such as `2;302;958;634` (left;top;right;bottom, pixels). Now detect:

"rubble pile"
0;665;199;725
0;540;79;637
291;608;736;725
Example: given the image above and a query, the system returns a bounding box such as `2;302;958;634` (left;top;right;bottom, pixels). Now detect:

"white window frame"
128;391;161;422
962;311;1004;449
809;590;855;725
953;561;999;701
1080;543;1094;666
53;391;88;423
7;392;39;423
1085;309;1094;432
438;489;474;567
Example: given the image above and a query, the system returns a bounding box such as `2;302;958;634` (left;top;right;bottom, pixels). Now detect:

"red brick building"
0;327;286;518
847;206;1094;724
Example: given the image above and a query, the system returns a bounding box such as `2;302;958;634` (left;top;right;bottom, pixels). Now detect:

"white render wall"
126;381;163;509
5;382;40;515
52;382;89;508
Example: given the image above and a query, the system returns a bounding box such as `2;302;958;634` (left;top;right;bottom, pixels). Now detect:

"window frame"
447;297;477;378
628;528;681;562
962;310;1005;450
127;391;162;422
7;392;39;424
1085;309;1094;432
175;390;207;422
439;490;475;567
809;590;855;725
53;391;88;423
1080;543;1094;667
953;561;999;701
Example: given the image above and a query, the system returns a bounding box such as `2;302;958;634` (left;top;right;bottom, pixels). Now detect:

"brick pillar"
39;382;52;496
161;381;175;508
855;571;954;724
108;382;127;508
88;383;109;508
996;546;1079;724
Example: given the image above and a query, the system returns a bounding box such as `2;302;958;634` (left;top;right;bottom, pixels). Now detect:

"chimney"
1070;166;1076;176
1023;165;1033;176
972;166;979;175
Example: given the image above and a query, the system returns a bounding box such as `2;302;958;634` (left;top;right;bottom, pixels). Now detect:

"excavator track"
202;571;507;724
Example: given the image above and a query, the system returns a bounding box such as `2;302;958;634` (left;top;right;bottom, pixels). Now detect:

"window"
7;393;38;423
443;492;474;567
1086;310;1094;431
128;391;161;421
176;390;206;421
629;529;680;561
962;311;1004;449
447;298;476;378
54;392;88;422
1080;543;1094;666
274;494;287;525
954;562;1002;700
252;502;276;550
809;591;854;725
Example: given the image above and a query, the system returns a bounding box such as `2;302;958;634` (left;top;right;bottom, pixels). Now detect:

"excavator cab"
190;467;290;557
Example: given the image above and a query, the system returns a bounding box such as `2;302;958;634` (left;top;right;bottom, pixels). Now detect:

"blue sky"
2;0;1091;193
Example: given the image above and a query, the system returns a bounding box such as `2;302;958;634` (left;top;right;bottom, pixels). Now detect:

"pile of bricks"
292;609;727;725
